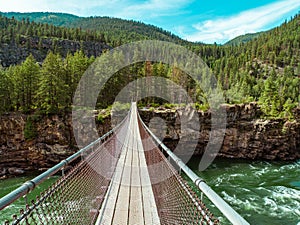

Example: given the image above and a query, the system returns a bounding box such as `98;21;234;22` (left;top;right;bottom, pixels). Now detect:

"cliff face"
0;103;299;177
0;37;110;67
140;103;300;161
0;114;72;176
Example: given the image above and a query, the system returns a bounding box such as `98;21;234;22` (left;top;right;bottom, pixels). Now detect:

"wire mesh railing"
138;112;250;225
138;118;219;225
0;103;249;225
0;115;129;225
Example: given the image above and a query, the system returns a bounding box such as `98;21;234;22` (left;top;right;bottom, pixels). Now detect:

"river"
0;158;299;224
186;158;300;225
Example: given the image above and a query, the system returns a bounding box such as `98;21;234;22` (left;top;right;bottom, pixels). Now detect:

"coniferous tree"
18;54;40;112
0;67;13;113
259;69;280;117
36;51;66;113
64;50;91;107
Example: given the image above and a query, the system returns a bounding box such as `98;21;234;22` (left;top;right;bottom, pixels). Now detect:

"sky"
0;0;299;44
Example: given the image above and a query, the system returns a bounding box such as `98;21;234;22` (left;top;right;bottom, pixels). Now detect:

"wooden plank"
111;143;132;224
111;113;135;225
96;103;161;225
128;121;144;225
95;116;133;225
137;127;161;225
133;103;160;225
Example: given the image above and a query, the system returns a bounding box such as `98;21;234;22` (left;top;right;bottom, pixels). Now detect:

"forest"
0;12;187;46
0;13;299;119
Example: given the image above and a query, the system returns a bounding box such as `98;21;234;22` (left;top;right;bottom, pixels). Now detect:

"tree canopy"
0;12;299;118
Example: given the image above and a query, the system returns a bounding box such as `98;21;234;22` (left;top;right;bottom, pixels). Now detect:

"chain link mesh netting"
3;119;129;225
3;111;219;225
138;119;220;225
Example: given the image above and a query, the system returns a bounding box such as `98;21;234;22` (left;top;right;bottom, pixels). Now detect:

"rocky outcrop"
0;114;71;177
139;103;300;161
0;113;112;177
0;37;111;67
0;103;299;177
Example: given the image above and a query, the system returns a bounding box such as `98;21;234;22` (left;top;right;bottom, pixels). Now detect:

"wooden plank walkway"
96;103;160;225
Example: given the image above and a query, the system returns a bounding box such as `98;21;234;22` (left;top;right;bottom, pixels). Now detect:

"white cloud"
0;0;123;16
1;0;299;44
184;0;300;44
116;0;192;19
0;0;191;18
0;0;51;12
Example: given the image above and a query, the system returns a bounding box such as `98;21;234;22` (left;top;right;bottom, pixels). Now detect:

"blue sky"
0;0;299;44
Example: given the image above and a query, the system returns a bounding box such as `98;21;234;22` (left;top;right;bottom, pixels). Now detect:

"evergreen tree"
19;54;40;112
64;50;91;107
259;69;280;117
0;67;13;113
36;51;66;113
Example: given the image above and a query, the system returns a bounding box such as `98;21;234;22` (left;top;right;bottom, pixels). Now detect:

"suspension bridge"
0;103;249;225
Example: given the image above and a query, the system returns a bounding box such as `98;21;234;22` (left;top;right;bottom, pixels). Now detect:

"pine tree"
19;54;40;112
36;51;66;113
64;50;91;107
280;98;295;119
0;68;13;113
259;69;280;117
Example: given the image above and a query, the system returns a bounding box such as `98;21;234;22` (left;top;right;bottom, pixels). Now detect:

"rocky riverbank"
141;103;300;161
0;103;299;178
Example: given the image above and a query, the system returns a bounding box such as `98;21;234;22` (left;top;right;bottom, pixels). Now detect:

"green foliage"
163;103;176;109
194;102;210;111
150;103;161;108
259;70;281;117
280;98;296;120
225;32;264;46
24;115;37;140
149;107;155;112
13;54;40;113
64;50;91;106
112;102;131;111
258;66;299;118
0;13;110;60
97;114;104;124
0;67;13;113
96;106;112;124
0;49;95;115
36;51;66;113
0;12;299;120
0;12;189;47
0;12;79;26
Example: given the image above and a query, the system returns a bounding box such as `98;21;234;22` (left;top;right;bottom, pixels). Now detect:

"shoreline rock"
0;103;299;178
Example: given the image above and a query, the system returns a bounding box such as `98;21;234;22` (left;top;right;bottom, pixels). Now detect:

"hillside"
0;14;111;66
224;32;263;46
0;12;79;26
0;12;299;119
0;12;191;47
205;13;300;117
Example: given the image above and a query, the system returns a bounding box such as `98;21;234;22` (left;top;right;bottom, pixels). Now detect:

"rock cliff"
140;103;300;161
0;103;299;177
0;36;110;67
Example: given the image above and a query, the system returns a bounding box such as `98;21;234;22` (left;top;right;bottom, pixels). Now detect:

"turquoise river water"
0;158;299;224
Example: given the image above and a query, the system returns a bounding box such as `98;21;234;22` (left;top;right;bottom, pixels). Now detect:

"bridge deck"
96;103;160;225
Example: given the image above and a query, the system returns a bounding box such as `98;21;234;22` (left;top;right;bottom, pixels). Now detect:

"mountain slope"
0;14;111;66
225;32;264;46
0;12;79;26
0;12;191;47
0;11;299;118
